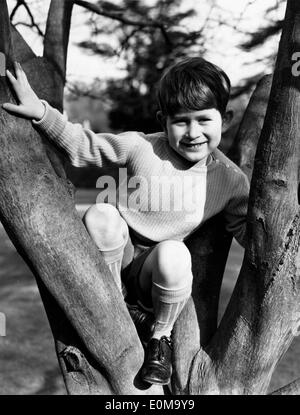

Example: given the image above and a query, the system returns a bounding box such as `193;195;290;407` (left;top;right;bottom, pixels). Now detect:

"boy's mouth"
181;141;207;149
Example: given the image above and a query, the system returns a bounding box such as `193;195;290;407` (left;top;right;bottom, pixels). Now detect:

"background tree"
73;0;286;133
8;0;285;134
0;0;300;395
79;0;208;132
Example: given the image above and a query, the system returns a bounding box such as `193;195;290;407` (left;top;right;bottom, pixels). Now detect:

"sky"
7;0;286;88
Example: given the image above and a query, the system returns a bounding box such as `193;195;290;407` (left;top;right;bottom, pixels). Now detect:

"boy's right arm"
2;62;133;168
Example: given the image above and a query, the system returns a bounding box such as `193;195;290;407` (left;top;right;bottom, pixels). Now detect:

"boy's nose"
187;121;201;139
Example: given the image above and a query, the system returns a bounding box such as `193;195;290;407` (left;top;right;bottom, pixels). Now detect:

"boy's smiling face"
163;108;223;165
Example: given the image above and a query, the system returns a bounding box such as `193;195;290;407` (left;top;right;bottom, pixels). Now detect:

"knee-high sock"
151;281;192;339
98;225;128;296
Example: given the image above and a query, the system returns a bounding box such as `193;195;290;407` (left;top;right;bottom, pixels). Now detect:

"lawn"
0;189;299;395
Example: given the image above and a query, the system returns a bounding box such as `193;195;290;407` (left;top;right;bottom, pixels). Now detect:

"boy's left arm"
223;172;250;248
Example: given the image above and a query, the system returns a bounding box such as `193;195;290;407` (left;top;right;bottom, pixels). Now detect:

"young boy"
3;58;249;386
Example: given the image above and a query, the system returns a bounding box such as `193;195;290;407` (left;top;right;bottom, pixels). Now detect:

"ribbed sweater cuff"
32;100;67;145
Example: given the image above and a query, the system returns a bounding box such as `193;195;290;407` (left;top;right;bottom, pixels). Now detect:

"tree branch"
270;377;300;395
228;74;273;181
10;0;44;37
10;24;35;63
73;0;173;48
10;0;22;21
44;0;74;84
0;0;14;69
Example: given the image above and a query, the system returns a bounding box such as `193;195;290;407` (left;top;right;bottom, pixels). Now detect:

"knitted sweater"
33;101;250;247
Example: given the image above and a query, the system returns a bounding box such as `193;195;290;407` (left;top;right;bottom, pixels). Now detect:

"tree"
69;0;287;132
73;0;213;133
0;0;299;395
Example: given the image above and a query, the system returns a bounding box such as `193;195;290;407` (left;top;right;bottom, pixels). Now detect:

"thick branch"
228;74;272;182
10;24;37;63
0;0;14;69
44;0;74;83
247;1;300;266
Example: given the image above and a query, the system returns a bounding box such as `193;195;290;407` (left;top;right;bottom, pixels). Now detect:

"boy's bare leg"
83;203;128;293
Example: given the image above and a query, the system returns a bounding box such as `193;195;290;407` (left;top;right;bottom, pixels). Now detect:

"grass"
0;189;299;395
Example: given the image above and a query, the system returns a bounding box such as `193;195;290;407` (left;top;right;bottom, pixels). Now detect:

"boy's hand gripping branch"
2;61;45;121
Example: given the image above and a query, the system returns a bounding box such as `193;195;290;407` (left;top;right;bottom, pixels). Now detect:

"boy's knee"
83;203;126;249
155;240;192;287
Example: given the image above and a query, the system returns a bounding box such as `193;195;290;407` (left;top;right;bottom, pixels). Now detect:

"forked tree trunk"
181;0;300;394
0;0;299;395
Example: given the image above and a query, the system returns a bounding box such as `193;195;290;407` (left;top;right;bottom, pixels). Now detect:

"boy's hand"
2;62;45;121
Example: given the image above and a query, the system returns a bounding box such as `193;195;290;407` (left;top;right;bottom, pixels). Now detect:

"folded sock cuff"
98;221;129;263
152;281;192;304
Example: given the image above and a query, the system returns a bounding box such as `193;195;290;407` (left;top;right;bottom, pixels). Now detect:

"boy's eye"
172;118;211;125
172;120;186;125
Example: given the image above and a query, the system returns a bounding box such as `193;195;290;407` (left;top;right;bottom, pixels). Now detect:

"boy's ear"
222;109;234;133
156;111;167;131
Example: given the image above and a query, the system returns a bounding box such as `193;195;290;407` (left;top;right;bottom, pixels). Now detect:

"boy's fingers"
14;62;24;80
2;103;26;115
15;61;28;83
14;61;20;73
6;69;17;83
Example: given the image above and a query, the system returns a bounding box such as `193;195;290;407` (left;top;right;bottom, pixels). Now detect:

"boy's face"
164;108;223;165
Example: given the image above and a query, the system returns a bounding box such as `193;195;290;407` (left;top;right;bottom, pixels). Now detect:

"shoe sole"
142;375;171;386
141;367;172;386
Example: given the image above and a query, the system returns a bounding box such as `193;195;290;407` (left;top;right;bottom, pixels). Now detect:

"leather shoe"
140;336;173;385
127;303;154;345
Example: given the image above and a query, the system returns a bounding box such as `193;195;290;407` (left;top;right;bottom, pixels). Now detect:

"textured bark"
228;75;272;181
271;377;300;395
43;0;74;108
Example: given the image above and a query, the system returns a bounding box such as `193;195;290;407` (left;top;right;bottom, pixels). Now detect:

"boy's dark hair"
157;57;231;116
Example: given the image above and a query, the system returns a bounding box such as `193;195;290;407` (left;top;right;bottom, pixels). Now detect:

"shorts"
121;229;156;307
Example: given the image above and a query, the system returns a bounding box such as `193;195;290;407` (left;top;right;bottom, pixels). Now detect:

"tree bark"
270;377;300;395
227;75;272;181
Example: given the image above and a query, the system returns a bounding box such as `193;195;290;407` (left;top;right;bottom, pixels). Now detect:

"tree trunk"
0;0;299;395
182;0;300;394
0;0;161;395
